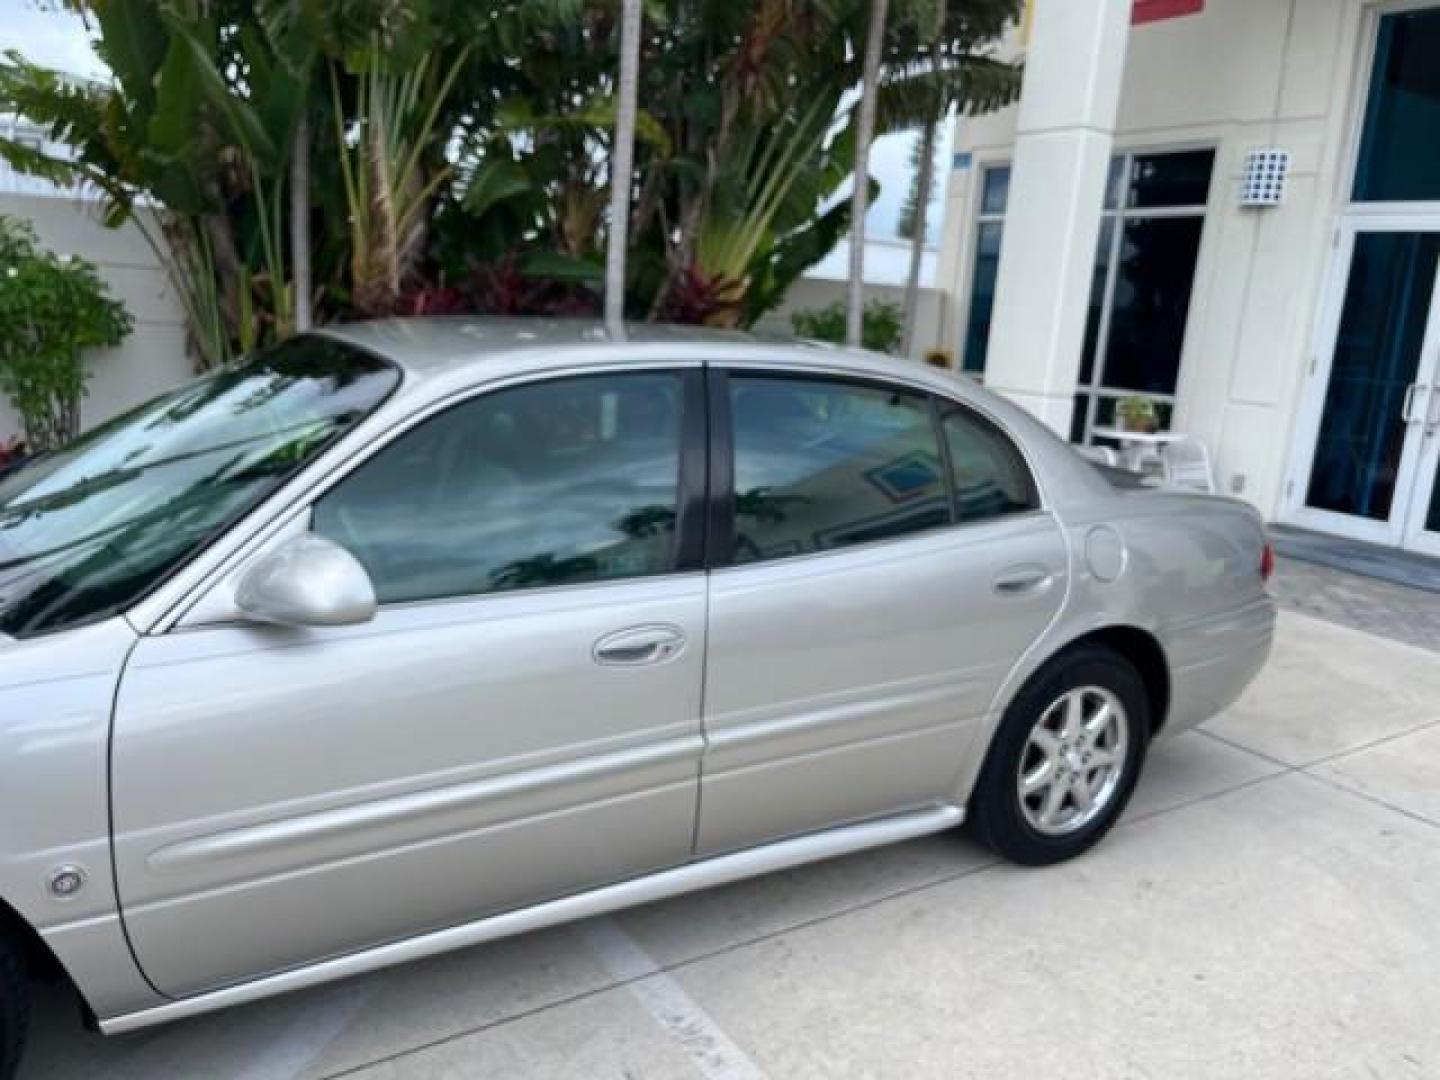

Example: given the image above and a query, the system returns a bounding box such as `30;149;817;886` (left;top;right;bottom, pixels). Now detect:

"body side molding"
101;802;963;1034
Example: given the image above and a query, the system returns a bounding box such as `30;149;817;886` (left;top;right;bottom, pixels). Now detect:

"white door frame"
1402;379;1440;556
1283;215;1440;549
1281;1;1440;554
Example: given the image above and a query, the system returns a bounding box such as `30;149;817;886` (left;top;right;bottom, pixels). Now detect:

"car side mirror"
235;534;377;628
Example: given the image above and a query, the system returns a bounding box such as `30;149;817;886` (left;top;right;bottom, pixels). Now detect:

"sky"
0;0;107;81
0;0;946;246
864;125;952;245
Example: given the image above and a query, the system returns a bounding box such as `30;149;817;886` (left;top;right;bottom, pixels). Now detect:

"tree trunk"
605;0;644;332
355;112;400;316
290;0;312;334
291;112;313;332
900;35;943;358
200;203;246;356
846;0;890;347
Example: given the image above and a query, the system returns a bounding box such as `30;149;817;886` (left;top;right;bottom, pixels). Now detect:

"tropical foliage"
0;216;132;452
791;298;904;354
1;0;1020;367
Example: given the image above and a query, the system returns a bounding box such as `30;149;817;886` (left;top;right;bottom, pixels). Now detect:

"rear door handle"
993;564;1056;597
593;624;687;666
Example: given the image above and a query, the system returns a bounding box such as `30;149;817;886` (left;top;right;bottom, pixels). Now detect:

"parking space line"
576;918;767;1080
232;979;380;1080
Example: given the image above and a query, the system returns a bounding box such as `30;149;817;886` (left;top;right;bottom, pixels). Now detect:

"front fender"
0;618;164;1017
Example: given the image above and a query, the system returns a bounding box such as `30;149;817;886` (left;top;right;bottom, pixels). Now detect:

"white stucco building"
936;0;1440;558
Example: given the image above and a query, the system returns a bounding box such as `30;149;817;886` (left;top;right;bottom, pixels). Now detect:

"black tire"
0;931;28;1080
967;643;1150;866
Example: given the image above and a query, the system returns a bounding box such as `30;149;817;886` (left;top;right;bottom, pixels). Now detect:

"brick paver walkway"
1272;556;1440;653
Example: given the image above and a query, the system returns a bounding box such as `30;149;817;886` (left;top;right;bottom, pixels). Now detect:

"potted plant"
923;346;954;369
1116;395;1159;434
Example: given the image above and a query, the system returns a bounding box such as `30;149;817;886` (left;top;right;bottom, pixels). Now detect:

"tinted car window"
0;337;397;640
728;376;949;563
939;403;1039;522
314;373;684;603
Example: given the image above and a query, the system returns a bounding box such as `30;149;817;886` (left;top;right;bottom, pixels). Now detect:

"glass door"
1291;222;1440;548
1402;377;1440;556
1286;6;1440;553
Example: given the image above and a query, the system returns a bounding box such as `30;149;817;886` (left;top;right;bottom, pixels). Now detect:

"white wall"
806;236;939;289
938;0;1370;519
0;193;192;442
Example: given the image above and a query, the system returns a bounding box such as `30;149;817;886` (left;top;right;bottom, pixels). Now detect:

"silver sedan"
0;320;1274;1076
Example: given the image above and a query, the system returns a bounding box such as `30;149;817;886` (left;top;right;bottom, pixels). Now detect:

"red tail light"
1260;540;1276;582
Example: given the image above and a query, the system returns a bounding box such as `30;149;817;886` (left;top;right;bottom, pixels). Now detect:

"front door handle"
593;624;686;666
993;564;1056;597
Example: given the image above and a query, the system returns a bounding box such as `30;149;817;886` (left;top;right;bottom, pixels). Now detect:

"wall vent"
1239;148;1290;208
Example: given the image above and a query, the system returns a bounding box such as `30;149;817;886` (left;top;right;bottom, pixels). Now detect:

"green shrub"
0;216;133;452
790;298;904;354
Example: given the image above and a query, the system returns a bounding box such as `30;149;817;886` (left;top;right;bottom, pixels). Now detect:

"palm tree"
900;16;944;357
291;119;312;331
605;0;644;332
846;0;891;347
291;0;313;332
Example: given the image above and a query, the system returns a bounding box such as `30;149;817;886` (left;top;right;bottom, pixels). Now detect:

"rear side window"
938;402;1039;521
314;372;685;603
727;376;950;563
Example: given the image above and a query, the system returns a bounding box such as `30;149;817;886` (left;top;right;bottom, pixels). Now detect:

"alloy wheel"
1015;685;1130;837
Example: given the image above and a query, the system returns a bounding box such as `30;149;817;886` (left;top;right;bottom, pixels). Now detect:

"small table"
1088;427;1186;473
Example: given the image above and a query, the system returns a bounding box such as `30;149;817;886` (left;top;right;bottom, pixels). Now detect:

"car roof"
318;317;822;377
317;317;1116;509
318;316;978;415
318;316;981;404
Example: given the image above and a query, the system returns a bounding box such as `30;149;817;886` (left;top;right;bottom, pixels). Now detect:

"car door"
110;367;708;997
696;370;1067;855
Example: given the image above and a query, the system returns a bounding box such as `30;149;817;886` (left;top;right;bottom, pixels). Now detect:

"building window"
1071;149;1214;445
960;165;1010;377
1353;8;1440;203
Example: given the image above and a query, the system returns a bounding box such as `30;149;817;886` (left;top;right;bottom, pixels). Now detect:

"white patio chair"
1159;435;1216;493
1076;445;1120;467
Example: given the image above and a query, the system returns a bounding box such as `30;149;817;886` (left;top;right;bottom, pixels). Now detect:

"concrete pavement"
21;610;1440;1079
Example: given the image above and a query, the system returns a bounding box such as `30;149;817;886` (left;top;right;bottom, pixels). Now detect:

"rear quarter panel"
950;489;1274;806
1091;492;1274;733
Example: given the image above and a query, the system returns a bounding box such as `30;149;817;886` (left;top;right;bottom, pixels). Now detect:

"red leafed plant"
394;286;472;317
654;267;745;327
0;436;28;472
388;259;601;321
472;256;599;318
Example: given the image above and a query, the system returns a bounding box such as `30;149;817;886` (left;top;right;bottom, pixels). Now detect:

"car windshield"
0;336;399;640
